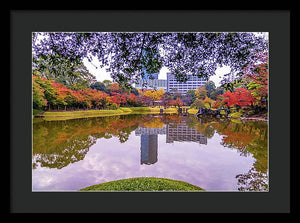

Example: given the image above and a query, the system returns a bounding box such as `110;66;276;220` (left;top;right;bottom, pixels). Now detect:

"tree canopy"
32;53;97;90
32;32;268;85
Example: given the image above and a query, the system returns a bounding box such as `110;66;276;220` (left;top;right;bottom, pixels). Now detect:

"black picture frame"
10;10;291;213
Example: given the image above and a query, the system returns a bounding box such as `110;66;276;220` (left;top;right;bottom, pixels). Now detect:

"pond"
32;114;268;192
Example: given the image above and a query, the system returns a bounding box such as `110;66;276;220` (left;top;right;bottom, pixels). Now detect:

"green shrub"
220;110;226;115
229;112;242;118
247;110;255;116
33;109;43;116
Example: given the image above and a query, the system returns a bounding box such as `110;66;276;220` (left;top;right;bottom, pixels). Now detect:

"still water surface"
32;114;268;191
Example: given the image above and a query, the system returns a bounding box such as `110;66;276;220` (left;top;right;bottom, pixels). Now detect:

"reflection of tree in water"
185;116;216;139
33;135;96;169
203;125;215;139
33;114;268;191
142;118;164;129
236;167;268;192
183;116;268;191
33;115;143;169
160;114;182;125
117;127;132;143
213;120;268;191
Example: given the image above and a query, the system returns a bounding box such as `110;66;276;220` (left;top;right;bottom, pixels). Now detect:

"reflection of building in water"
140;135;158;165
135;122;206;165
135;127;165;165
135;126;166;136
166;122;207;144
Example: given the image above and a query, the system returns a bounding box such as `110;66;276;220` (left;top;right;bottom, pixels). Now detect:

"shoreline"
33;107;198;121
240;116;268;122
33;107;267;122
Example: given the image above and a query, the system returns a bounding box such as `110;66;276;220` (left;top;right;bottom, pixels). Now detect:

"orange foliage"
222;131;254;149
142;118;164;129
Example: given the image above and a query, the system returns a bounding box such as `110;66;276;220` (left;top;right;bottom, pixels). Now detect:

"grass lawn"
35;106;196;121
40;109;128;121
79;177;205;192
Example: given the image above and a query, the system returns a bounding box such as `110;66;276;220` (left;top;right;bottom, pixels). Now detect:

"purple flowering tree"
32;32;268;85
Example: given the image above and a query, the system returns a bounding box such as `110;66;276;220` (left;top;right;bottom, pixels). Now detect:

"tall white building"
135;79;167;91
167;73;208;94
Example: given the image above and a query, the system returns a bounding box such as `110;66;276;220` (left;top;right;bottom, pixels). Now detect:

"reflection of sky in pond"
32;124;256;191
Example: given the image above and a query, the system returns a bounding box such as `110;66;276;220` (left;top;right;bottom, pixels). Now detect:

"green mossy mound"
79;177;205;192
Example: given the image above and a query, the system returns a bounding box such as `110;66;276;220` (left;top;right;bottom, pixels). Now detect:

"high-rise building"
167;73;208;94
142;68;159;80
134;63;168;90
134;65;167;90
135;79;167;91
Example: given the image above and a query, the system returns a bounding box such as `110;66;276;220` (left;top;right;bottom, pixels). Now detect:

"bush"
33;109;43;116
107;103;119;110
229;112;242;118
220;110;226;115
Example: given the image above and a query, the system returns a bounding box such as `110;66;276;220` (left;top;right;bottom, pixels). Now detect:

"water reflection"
135;122;208;165
135;126;164;165
32;115;141;169
33;114;268;191
140;135;158;165
166;122;207;145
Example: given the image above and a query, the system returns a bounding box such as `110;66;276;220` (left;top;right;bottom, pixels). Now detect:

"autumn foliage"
168;97;183;108
219;88;256;108
33;75;144;110
142;88;165;104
